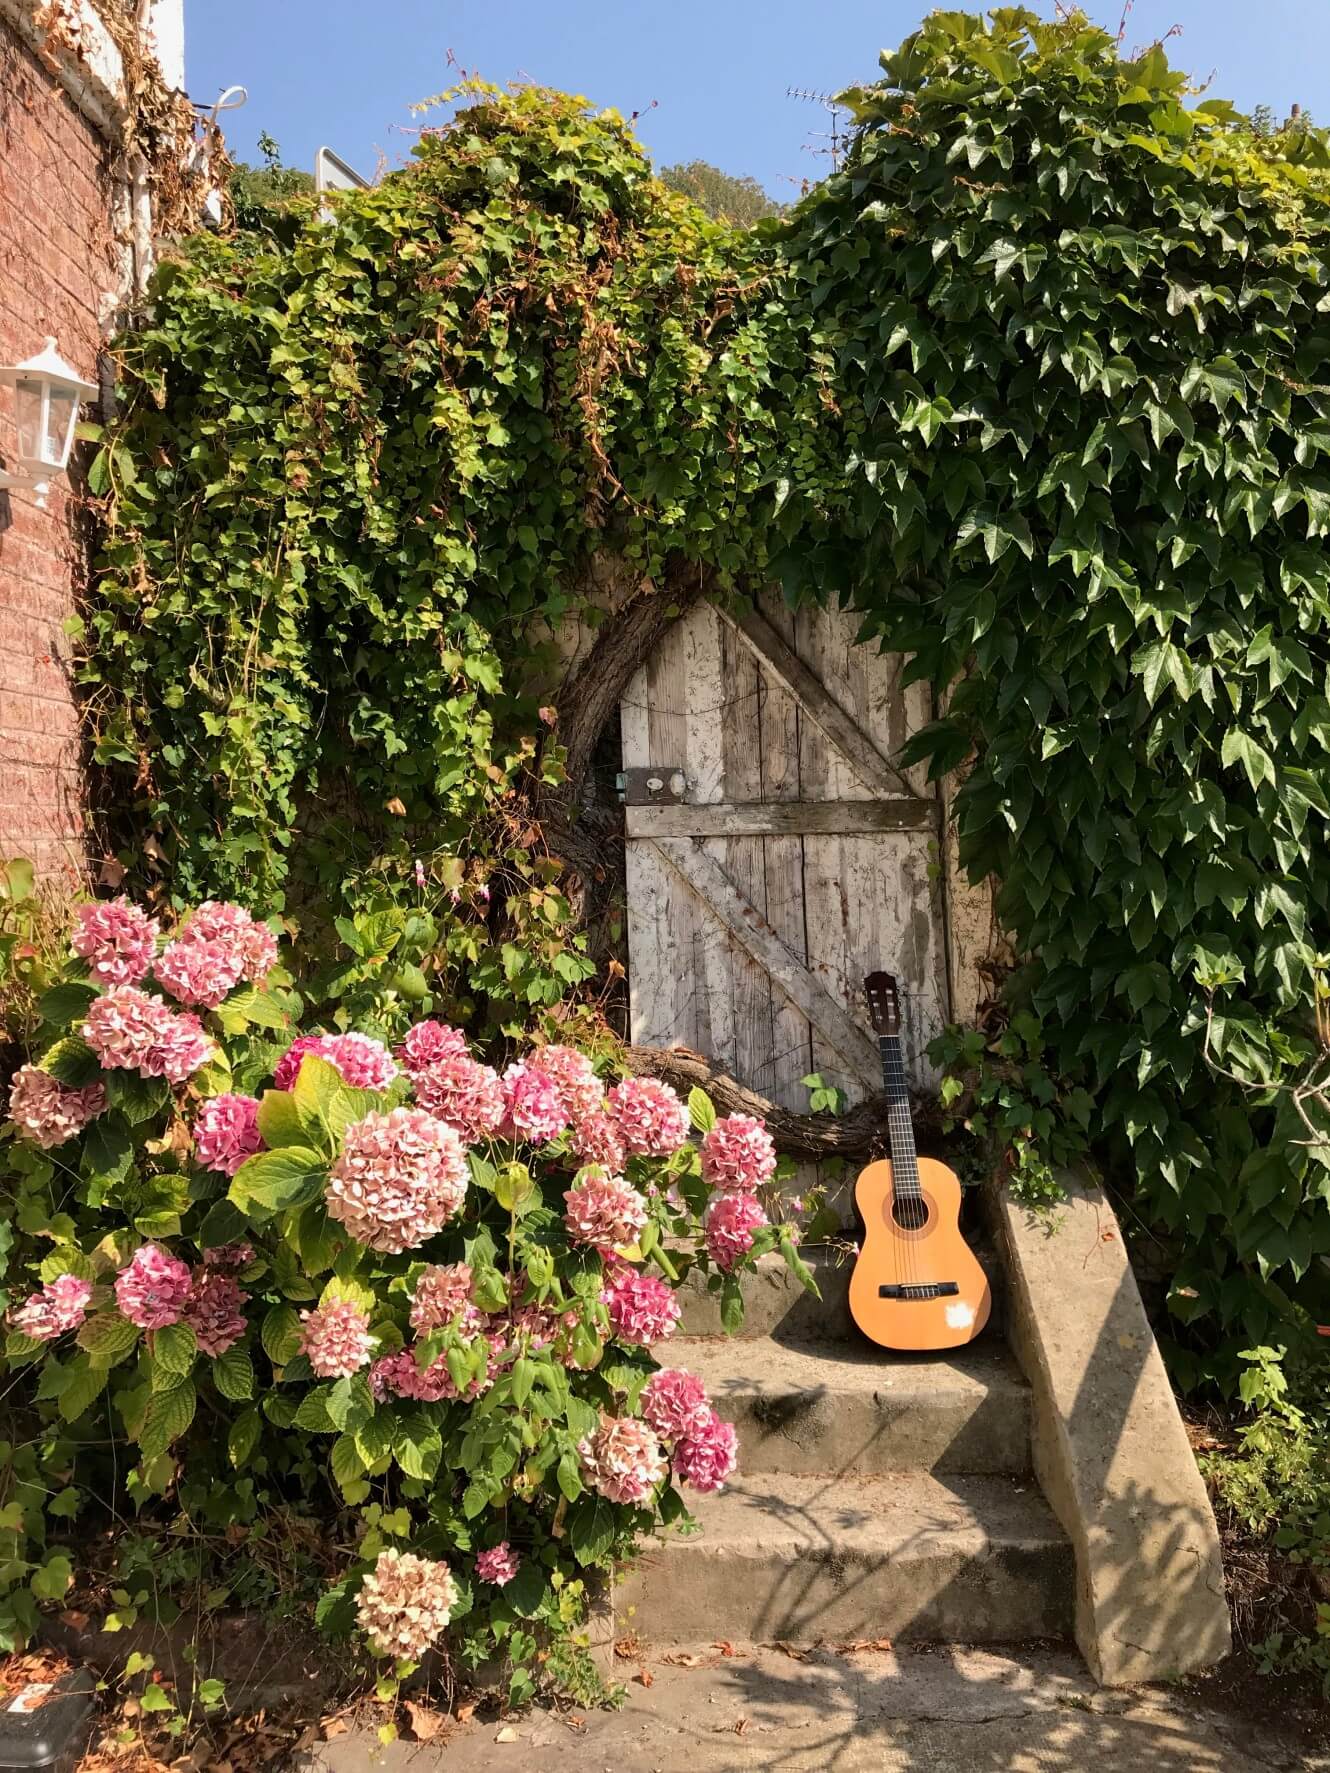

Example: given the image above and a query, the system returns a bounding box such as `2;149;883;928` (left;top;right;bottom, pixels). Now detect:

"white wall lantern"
0;338;100;510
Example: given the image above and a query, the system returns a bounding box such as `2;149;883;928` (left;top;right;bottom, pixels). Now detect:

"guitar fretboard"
879;1034;922;1200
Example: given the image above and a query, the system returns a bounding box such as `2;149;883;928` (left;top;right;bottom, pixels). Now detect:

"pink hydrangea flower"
201;1242;255;1269
563;1170;648;1253
7;1065;106;1149
674;1409;739;1493
704;1191;768;1272
182;1270;247;1356
273;1032;398;1092
115;1242;192;1330
71;896;158;987
570;1108;627;1173
602;1263;682;1346
641;1367;712;1442
526;1045;603;1121
10;1274;92;1342
475;1542;521;1587
700;1113;777;1194
606;1077;689;1156
371;1341;492;1403
184;902;278;982
153;936;245;1009
579;1414;666;1504
356;1549;457;1661
325;1107;468;1253
412;1052;505;1141
83;986;214;1082
83;987;161;1073
499;1062;569;1145
299;1297;376;1378
410;1262;475;1333
397;1020;469;1074
193;1093;263;1176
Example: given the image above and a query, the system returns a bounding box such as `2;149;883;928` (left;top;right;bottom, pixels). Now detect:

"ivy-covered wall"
85;11;1330;1388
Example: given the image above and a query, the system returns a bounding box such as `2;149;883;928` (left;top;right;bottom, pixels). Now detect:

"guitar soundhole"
890;1194;930;1232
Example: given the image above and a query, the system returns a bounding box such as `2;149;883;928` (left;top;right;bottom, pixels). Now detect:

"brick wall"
0;17;119;887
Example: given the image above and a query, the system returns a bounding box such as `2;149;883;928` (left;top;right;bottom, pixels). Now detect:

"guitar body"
848;1155;992;1352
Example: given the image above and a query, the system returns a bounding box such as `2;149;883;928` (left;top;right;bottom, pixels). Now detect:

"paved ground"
296;1643;1324;1772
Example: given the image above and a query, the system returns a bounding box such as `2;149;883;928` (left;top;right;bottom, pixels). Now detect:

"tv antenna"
786;85;847;171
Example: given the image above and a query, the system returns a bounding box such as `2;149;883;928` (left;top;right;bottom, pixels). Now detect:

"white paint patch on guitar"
945;1301;975;1330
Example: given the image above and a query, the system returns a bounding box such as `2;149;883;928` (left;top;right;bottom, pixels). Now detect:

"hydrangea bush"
0;895;813;1701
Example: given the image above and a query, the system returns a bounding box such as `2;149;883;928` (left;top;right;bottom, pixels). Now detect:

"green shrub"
0;886;810;1702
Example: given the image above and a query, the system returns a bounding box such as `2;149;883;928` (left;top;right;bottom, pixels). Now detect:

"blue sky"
184;1;1330;200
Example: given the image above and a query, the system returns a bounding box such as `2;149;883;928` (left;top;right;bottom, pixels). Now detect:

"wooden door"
620;593;950;1117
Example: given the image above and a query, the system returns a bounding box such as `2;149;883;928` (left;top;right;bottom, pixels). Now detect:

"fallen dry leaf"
735;1717;750;1736
456;1700;479;1723
614;1633;644;1660
495;1723;520;1742
713;1640;737;1658
634;1667;653;1688
837;1637;893;1654
404;1699;444;1742
320;1715;350;1740
773;1641;809;1661
660;1651;711;1668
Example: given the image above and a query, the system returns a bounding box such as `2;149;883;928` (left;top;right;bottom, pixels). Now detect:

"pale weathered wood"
720;603;924;804
624;1044;893;1159
688;606;737;1074
719;614;779;1103
621;588;953;1159
757;592;821;1202
650;836;883;1091
625;800;934;838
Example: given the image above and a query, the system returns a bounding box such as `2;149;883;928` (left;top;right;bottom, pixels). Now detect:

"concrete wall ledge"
987;1166;1231;1685
0;0;128;138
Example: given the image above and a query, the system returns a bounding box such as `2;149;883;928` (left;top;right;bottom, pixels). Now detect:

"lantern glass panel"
14;374;45;465
42;384;78;471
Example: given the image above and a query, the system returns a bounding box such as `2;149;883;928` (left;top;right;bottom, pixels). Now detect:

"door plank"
625;800;934;838
650;836;883;1091
719;615;779;1101
689;606;737;1074
720;603;922;804
641;618;701;1052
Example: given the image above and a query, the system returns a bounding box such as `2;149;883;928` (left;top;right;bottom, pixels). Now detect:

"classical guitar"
847;971;991;1352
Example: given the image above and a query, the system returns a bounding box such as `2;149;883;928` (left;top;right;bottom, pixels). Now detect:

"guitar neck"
878;1034;922;1199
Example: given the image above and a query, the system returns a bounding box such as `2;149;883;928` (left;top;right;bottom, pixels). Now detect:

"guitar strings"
882;1033;921;1291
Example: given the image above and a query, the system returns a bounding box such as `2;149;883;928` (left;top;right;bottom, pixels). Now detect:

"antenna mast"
786;86;848;172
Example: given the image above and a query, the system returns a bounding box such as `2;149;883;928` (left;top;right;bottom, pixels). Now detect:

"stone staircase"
620;1247;1074;1648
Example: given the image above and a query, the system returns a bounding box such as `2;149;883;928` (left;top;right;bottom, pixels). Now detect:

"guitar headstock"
864;971;900;1037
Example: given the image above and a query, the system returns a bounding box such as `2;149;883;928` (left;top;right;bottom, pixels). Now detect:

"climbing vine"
83;15;1330;1386
784;9;1330;1387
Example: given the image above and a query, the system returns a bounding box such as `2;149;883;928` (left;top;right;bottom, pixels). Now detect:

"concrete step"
680;1246;1004;1343
620;1470;1072;1647
665;1334;1032;1476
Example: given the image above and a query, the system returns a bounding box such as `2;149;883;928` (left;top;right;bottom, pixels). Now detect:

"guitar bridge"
878;1282;960;1300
